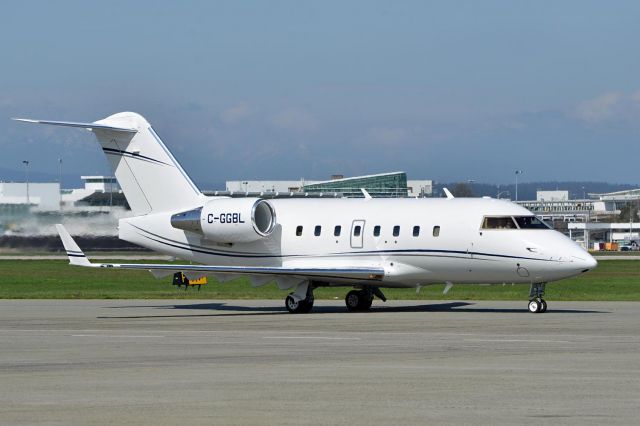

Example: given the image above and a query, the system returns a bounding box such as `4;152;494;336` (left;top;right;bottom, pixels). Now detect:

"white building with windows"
536;190;569;202
225;173;433;198
1;176;129;237
0;182;61;211
61;176;120;205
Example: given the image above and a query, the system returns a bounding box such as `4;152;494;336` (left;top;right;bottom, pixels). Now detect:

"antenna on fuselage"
443;281;454;294
443;188;454;199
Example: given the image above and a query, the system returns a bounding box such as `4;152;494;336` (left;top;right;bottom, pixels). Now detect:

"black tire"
528;299;540;313
285;295;307;314
345;290;361;311
359;293;373;310
301;298;314;313
539;299;548;313
345;290;373;312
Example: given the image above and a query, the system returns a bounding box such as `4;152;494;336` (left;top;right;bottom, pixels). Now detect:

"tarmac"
1;299;639;425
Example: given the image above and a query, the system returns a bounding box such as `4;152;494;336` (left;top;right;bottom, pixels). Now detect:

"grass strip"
0;259;638;301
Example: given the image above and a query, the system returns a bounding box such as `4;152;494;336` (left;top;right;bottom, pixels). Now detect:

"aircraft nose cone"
572;251;597;272
581;253;598;271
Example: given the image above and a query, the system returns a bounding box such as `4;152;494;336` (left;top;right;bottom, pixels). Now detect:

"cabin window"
334;225;341;237
354;225;362;237
296;225;303;236
314;225;322;236
433;226;440;237
373;225;381;237
413;226;420;237
513;216;550;229
482;216;518;230
393;226;400;237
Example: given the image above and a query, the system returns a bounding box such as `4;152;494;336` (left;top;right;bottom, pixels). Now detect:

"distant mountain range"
0;167;78;187
0;166;223;192
434;181;639;200
2;165;636;200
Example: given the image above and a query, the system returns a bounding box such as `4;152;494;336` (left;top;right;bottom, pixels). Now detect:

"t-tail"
13;112;203;215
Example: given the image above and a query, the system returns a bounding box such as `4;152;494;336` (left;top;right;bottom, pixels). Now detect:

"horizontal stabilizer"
12;118;138;133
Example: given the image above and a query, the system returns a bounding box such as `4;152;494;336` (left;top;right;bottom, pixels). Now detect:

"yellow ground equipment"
172;272;207;291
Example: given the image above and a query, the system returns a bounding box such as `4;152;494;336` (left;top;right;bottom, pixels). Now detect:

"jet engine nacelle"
171;198;276;243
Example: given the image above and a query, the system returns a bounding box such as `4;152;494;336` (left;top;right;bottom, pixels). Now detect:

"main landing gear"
528;282;547;313
284;283;387;314
285;281;315;314
345;287;386;312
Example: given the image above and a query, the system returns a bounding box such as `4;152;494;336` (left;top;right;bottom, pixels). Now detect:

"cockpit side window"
481;216;518;229
513;216;550;229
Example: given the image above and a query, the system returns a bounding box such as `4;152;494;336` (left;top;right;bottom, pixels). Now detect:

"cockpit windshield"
482;216;518;229
481;216;550;230
513;216;550;229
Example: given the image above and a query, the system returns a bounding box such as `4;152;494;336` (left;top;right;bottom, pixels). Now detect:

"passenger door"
350;220;365;249
468;221;480;259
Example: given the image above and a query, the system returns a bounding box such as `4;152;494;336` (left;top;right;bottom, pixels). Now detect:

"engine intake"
171;198;276;243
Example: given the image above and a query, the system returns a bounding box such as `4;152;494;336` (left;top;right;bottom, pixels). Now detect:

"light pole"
58;158;63;187
58;158;64;210
515;170;523;201
109;176;113;208
630;200;634;242
22;160;30;205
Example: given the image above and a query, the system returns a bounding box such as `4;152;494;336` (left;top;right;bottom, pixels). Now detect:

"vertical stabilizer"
92;112;202;215
14;112;203;215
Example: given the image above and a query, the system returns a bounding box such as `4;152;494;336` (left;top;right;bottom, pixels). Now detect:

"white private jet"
14;112;597;314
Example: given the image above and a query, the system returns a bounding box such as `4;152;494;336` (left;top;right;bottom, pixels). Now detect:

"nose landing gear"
528;298;547;313
528;282;547;313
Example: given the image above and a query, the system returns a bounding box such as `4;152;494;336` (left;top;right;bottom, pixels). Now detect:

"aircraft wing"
56;225;384;283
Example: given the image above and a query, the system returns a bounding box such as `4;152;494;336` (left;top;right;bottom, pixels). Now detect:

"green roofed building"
302;172;408;198
224;172;432;198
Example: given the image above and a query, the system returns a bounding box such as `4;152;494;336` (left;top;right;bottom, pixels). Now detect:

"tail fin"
14;112;202;215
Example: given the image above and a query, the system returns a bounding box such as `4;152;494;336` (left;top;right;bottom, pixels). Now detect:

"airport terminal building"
516;189;640;249
224;172;433;198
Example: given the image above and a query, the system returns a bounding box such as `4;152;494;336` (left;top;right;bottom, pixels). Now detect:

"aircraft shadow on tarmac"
98;301;608;319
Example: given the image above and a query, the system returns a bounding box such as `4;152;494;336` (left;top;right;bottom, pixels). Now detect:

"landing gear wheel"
528;283;547;314
539;299;547;313
301;296;314;313
528;299;540;313
285;295;309;314
345;290;361;311
345;290;373;312
360;295;373;310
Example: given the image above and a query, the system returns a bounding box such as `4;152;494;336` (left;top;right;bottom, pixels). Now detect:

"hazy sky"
2;0;640;187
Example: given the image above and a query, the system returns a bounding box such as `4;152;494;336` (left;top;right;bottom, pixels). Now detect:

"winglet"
55;224;92;266
443;188;454;199
361;188;372;200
